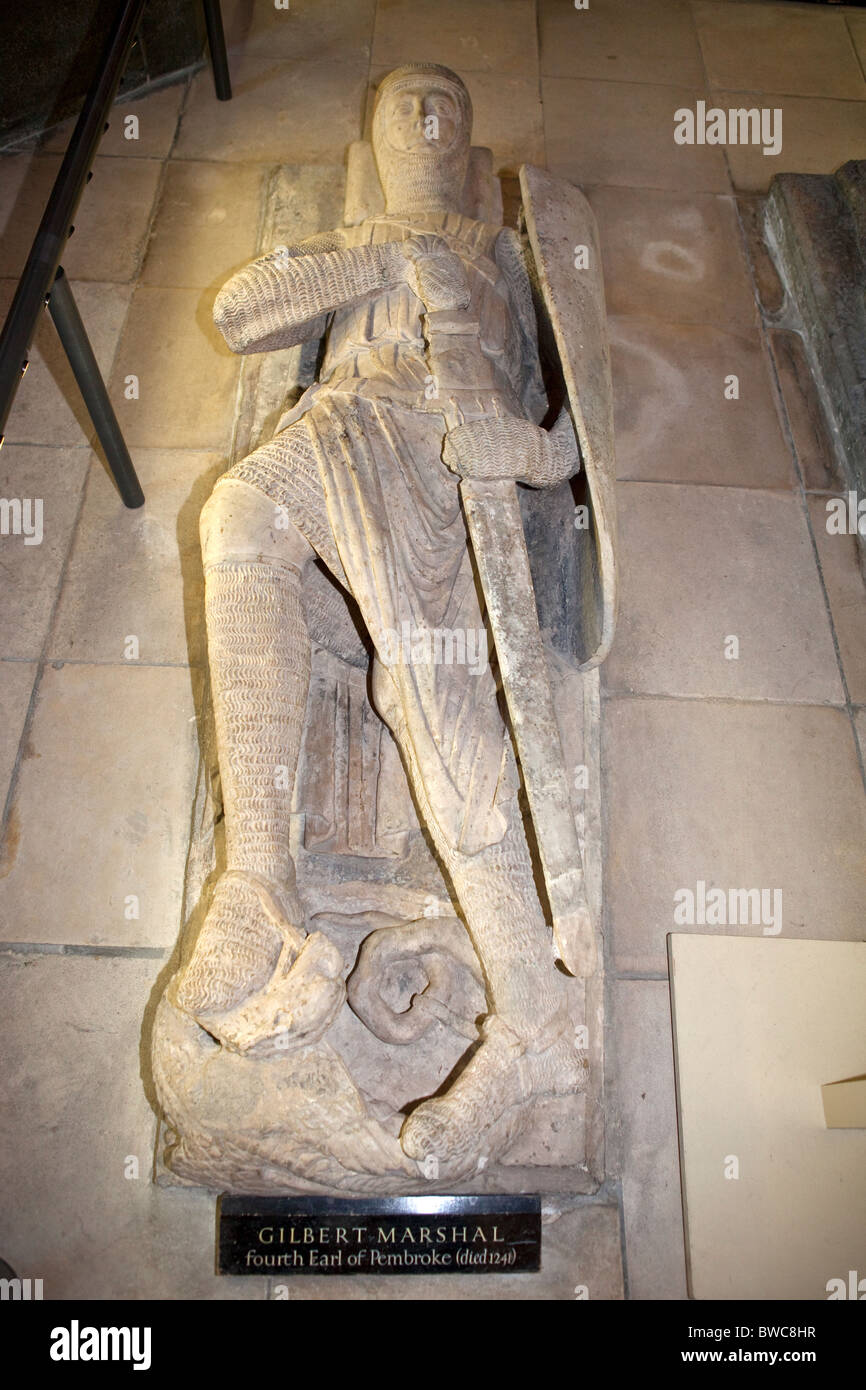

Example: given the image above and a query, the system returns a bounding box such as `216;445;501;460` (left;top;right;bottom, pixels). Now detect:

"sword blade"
460;474;597;978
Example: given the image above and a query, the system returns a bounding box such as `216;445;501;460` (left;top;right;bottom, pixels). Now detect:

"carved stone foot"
400;1013;587;1173
152;994;420;1193
173;870;345;1058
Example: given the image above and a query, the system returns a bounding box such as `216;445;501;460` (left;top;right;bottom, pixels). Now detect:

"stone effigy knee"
200;474;312;572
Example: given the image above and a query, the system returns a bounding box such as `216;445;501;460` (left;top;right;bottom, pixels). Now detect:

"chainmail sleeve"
213;234;409;354
445;408;581;488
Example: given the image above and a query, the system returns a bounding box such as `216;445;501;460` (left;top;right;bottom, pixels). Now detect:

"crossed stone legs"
174;473;584;1171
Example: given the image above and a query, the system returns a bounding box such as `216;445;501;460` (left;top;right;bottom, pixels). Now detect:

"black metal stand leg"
48;268;144;509
201;0;232;101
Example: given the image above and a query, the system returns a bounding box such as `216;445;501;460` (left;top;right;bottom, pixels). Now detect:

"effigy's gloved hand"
401;234;471;312
442;410;580;489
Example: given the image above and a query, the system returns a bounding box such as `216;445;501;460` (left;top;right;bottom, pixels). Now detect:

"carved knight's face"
384;85;461;155
372;69;472;214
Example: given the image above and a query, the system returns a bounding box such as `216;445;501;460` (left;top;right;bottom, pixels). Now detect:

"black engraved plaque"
218;1194;542;1275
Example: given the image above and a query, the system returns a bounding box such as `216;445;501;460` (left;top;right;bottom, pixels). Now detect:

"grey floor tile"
1;280;131;449
603;483;843;704
174;57;367;164
0;953;262;1299
0;445;90;660
0;664;199;948
607;979;687;1300
49;450;221;668
603;697;866;974
0;662;36;805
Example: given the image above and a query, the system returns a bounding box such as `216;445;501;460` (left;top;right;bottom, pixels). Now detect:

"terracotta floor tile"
693;1;866;99
715;91;866;194
371;0;539;77
540;0;705;87
809;494;866;705
587;186;758;329
544;77;729;194
611;317;794;488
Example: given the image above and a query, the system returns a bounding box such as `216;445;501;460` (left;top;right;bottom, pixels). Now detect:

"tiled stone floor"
0;0;864;1301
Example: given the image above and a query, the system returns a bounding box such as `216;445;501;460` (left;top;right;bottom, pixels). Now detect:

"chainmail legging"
439;799;566;1041
385;709;566;1041
181;555;564;1040
177;559;310;1017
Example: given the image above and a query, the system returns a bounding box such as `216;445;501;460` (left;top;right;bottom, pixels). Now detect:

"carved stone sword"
459;473;596;978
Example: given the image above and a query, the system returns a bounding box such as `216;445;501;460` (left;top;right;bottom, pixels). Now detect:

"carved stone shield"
519;164;618;669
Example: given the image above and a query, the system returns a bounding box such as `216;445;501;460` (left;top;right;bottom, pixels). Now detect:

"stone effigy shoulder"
341;210;504;260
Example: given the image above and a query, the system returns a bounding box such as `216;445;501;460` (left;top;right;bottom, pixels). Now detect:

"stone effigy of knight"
153;63;618;1191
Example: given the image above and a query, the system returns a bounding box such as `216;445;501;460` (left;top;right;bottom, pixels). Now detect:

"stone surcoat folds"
222;213;531;855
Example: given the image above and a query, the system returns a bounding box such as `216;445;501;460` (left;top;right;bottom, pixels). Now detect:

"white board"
669;934;866;1300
